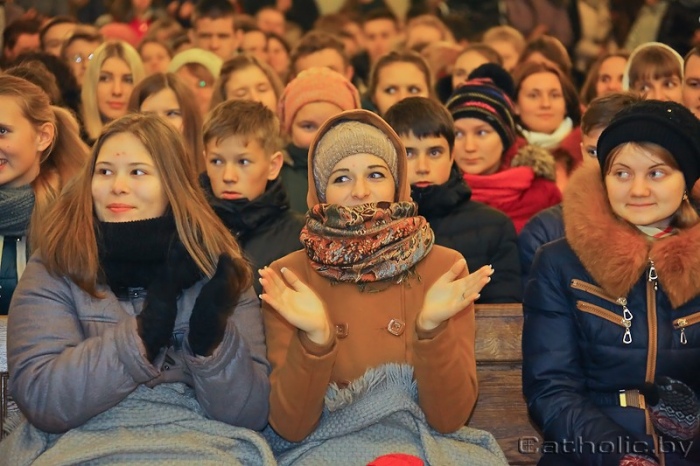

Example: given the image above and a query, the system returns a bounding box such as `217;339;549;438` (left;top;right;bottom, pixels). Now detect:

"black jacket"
523;164;700;465
0;236;22;315
412;168;522;303
280;143;310;215
518;203;564;280
201;175;304;296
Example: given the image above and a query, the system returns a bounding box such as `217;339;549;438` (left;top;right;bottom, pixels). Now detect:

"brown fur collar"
563;164;700;308
510;144;557;181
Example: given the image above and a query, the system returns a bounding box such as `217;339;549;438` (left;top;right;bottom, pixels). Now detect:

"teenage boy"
384;96;522;303
201;99;304;296
190;0;241;60
289;31;354;82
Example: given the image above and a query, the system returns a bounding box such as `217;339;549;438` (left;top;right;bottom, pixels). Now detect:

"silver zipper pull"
681;328;688;345
648;260;658;290
622;319;632;344
623;327;632;344
622;305;633;321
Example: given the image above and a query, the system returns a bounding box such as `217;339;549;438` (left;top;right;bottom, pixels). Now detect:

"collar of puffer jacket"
563;163;700;308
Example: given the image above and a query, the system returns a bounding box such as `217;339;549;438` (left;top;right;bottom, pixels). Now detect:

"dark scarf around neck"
300;201;434;284
0;184;36;236
200;173;291;239
411;166;471;219
96;215;201;295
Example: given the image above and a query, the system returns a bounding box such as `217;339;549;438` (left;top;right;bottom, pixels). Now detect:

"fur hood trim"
510;144;556;181
564;164;700;308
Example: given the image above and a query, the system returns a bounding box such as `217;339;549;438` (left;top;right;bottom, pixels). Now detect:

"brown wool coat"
263;110;478;442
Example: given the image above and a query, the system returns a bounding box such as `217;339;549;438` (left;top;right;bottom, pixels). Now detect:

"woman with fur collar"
1;114;271;463
446;64;562;233
523;100;700;466
259;110;498;454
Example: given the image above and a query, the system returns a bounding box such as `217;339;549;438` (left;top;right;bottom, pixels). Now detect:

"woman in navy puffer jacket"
523;100;700;466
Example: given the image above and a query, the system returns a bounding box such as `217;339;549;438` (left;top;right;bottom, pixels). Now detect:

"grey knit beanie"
313;120;398;203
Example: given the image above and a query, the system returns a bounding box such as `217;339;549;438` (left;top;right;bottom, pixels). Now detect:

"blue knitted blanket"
263;363;509;465
0;383;276;465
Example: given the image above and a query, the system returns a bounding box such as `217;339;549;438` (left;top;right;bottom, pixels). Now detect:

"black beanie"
597;100;700;189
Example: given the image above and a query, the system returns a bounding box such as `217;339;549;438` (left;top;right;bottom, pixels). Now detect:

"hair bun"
468;63;515;100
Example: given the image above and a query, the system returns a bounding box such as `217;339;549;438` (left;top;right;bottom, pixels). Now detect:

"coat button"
335;323;349;339
387;318;405;336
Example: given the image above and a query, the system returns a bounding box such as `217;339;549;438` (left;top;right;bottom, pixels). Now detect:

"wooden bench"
469;304;542;465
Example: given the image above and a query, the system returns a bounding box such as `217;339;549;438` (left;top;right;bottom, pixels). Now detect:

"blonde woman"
81;40;145;143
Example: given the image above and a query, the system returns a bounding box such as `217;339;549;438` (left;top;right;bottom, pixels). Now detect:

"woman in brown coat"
259;109;495;448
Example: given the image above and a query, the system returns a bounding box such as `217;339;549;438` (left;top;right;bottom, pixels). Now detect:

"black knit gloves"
136;242;204;362
641;376;700;441
188;254;244;357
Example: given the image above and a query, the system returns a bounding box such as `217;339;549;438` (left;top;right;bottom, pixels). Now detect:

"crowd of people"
2;0;700;465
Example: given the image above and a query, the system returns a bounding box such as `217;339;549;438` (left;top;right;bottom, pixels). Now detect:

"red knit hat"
278;67;361;134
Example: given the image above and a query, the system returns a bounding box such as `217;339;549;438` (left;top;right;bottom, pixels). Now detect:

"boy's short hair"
361;8;399;29
383;97;455;152
192;0;236;26
482;26;526;54
203;99;282;155
581;92;641;135
290;31;349;75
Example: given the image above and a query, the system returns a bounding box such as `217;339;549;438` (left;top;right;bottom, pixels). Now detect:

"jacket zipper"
645;259;659;438
576;301;633;344
672;311;700;345
571;279;633;340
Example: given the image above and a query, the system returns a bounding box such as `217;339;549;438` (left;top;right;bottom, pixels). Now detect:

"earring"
683;191;689;201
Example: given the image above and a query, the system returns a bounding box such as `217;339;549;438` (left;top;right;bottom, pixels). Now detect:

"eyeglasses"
72;53;93;64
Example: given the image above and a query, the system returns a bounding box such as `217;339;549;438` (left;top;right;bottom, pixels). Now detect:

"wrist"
306;322;332;346
417;311;440;332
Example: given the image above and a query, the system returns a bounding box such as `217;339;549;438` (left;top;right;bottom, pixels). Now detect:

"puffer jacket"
412;167;521;303
201;175;304;296
523;164;700;466
8;253;271;434
517;204;563;279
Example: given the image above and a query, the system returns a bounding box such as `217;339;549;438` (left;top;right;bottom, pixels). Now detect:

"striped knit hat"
446;64;517;150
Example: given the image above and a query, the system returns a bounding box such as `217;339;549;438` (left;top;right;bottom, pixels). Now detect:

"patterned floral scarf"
300;201;434;283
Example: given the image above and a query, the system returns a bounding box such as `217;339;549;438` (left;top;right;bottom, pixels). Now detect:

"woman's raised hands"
259;267;332;345
417;259;494;332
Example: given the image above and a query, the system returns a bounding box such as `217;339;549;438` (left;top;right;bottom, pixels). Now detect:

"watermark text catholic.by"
518;436;693;457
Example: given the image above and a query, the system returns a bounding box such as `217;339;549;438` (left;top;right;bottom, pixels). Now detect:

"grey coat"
7;253;270;434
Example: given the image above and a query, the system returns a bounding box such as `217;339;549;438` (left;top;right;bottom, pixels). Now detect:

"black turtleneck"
411;167;472;220
96;215;177;295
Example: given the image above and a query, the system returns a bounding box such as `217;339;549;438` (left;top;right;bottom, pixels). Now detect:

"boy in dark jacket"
201;99;304;296
384;96;521;303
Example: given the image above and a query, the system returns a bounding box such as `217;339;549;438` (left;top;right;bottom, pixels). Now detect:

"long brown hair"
38;113;252;296
128;72;204;173
0;75;89;247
